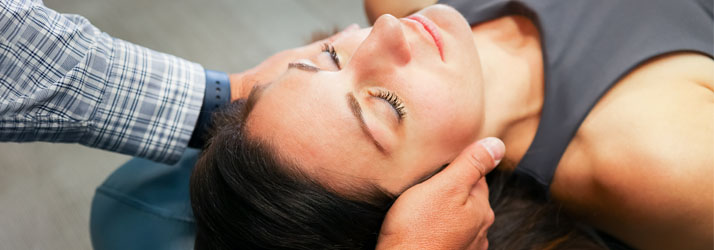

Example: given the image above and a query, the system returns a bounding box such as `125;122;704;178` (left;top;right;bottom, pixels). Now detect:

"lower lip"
407;14;444;60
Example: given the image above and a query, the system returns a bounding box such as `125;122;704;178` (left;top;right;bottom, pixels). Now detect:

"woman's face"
245;5;485;195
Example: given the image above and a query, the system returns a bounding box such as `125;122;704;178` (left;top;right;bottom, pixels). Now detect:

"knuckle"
467;152;490;176
484;208;495;227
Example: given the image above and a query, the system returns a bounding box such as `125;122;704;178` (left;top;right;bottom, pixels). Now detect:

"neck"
472;16;544;166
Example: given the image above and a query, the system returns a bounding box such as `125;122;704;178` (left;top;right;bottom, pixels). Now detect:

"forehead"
244;71;384;188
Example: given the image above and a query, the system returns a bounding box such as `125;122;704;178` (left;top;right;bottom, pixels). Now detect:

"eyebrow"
243;62;318;118
288;62;319;72
245;66;387;155
346;93;386;154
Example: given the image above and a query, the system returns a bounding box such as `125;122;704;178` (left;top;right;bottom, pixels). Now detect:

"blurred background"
0;0;368;249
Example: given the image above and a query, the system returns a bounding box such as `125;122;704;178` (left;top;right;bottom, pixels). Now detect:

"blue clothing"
0;0;204;163
90;149;199;250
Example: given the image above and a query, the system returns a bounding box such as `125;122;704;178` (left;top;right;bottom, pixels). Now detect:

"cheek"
424;105;479;149
405;76;483;154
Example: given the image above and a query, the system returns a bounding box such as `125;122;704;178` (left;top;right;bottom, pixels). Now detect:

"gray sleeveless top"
439;0;714;193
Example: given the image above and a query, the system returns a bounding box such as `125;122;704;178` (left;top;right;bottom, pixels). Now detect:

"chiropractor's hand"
376;137;505;250
229;24;361;101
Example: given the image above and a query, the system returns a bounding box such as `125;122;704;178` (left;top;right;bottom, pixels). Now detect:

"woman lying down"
190;1;713;249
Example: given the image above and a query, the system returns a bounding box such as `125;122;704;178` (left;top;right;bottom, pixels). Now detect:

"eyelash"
322;43;341;69
321;43;405;120
373;89;406;120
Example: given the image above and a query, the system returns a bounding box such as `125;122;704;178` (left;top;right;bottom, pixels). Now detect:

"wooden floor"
0;1;368;249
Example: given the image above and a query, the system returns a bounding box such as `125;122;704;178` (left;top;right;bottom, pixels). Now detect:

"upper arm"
552;53;714;250
364;0;438;24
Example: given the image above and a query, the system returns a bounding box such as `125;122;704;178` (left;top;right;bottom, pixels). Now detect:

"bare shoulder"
574;53;713;173
552;52;713;249
364;0;438;24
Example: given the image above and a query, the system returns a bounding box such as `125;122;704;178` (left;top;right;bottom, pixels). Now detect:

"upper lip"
405;14;444;60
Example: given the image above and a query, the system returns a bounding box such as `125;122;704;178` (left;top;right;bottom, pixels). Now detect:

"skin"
230;1;713;249
243;6;492;195
230;8;505;248
366;1;714;249
377;138;504;250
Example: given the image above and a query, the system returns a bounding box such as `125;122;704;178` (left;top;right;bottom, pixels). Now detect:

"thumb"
426;137;505;197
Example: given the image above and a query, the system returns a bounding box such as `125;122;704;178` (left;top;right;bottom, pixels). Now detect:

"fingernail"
478;137;505;165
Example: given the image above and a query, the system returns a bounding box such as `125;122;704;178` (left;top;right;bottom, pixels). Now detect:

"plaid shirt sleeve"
0;0;205;164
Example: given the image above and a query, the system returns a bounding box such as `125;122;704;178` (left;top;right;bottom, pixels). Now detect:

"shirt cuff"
83;35;205;164
188;70;231;148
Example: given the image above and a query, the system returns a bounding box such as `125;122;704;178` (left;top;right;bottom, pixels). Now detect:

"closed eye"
369;89;406;121
322;43;341;70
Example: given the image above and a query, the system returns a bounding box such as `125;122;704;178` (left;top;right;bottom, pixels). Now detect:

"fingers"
428;137;505;197
470;178;494;225
469;177;489;199
378;138;501;250
467;179;494;250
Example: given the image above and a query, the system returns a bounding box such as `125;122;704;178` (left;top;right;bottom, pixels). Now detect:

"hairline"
240;83;270;125
237;83;439;199
235;96;396;203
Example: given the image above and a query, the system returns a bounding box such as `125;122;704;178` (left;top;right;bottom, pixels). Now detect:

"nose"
351;14;411;69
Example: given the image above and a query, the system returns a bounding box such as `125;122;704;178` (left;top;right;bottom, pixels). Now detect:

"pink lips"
406;14;444;60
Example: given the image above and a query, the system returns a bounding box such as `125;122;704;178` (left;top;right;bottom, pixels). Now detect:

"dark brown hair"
190;101;606;249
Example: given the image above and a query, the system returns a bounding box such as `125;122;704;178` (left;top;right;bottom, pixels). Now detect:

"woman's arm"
364;0;437;24
552;52;714;250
